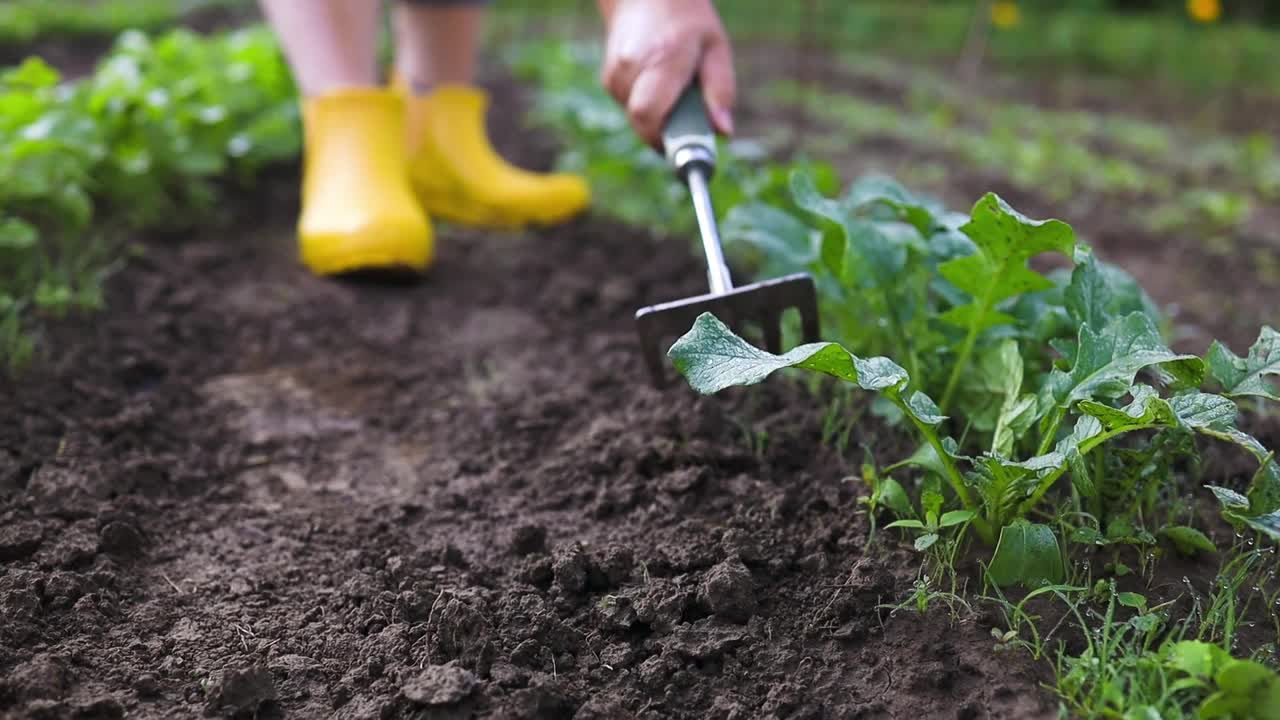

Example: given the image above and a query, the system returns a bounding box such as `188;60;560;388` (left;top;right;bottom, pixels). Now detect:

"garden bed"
4;15;1280;720
0;91;1066;718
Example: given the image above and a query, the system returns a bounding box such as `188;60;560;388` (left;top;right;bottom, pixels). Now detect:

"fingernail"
713;107;735;135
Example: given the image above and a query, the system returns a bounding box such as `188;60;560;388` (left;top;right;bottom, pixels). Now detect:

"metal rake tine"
761;310;783;354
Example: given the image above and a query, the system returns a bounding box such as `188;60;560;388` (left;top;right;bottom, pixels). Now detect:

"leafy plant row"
673;173;1280;582
827;52;1280;203
508;33;1280;715
1;27;300;368
767;81;1264;239
0;0;250;45
505;36;1280;588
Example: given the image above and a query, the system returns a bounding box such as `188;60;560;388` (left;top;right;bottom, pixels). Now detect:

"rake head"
635;272;821;387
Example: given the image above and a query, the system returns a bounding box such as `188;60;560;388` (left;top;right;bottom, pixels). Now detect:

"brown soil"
0;78;1058;719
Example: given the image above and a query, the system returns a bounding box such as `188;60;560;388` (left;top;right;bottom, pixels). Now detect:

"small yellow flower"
991;1;1022;30
1187;0;1221;23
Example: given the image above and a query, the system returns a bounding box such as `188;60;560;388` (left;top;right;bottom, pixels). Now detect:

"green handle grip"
662;81;717;180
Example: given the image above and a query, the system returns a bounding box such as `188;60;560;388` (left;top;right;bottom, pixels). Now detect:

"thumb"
698;35;735;136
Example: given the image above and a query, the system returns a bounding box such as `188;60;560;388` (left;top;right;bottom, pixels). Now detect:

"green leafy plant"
1;27;299;369
1167;641;1280;718
668;179;1280;584
885;490;976;553
0;0;250;45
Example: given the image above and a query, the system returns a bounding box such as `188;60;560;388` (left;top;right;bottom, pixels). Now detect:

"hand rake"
635;83;821;387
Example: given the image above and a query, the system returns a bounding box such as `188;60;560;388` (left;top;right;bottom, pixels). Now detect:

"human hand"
598;0;735;150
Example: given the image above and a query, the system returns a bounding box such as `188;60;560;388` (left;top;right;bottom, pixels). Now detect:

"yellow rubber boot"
298;89;433;275
401;84;590;227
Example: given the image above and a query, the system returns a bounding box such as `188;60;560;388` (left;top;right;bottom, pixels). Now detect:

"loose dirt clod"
509;524;547;556
203;666;277;719
0;450;22;491
97;521;144;557
2;654;71;703
550;544;589;595
0;519;43;561
698;558;756;623
401;663;478;706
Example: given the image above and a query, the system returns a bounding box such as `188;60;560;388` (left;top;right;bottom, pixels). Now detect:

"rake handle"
662;82;732;296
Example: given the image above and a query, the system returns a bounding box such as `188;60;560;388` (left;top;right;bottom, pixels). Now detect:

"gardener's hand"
597;0;736;149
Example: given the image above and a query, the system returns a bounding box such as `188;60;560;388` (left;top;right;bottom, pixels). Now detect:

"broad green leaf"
986;520;1065;588
791;170;843;225
1159;526;1217;556
878;477;913;517
1129;612;1161;633
818;225;845;277
885;519;926;530
1122;706;1162;720
1117;592;1147;609
987;339;1035;455
1207;661;1280;719
3;57;61;89
906;392;946;426
840;218;909;288
954;340;1019;435
1169;678;1208;694
1198;691;1239;719
1065;248;1109;332
843;174;938;236
669;313;861;393
914;533;940;552
938;194;1074;333
1069;414;1105;446
1168;640;1230;678
1207;327;1280;401
1242;511;1280;541
851;356;911;391
1107;516;1138;542
1065;247;1161;333
993;395;1037;457
1206;485;1250;512
1049;313;1204;407
669;314;972;512
722;202;818;270
1066;443;1094;501
792;172;910;288
0;217;38;251
1079;385;1177;432
1168;392;1239;431
939;510;977;527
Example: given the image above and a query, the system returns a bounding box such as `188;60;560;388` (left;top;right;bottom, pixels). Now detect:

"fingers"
698;34;736;136
598;0;737;150
601;36;644;111
625;45;700;149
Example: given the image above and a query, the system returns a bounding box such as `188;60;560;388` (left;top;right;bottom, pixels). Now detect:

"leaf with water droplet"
986;520;1065;588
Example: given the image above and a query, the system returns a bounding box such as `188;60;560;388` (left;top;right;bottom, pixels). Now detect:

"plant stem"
882;288;922;384
1016;425;1132;519
894;394;994;544
940;280;999;414
1037;407;1066;456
